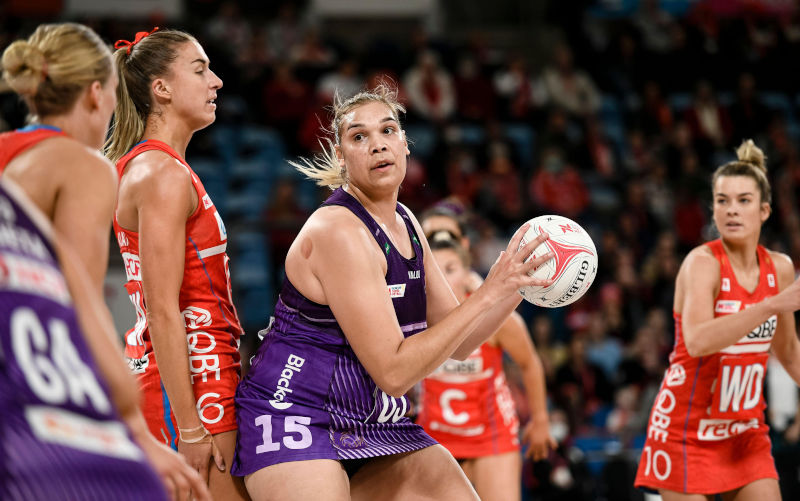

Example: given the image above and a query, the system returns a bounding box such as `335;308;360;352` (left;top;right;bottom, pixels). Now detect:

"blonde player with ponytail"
635;140;800;500
0;22;209;501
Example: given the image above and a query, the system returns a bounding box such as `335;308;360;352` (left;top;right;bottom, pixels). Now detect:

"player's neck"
41;114;99;151
142;115;193;159
721;239;759;270
345;184;398;225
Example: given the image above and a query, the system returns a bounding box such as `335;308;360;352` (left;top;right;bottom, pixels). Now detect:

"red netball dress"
635;239;779;494
417;342;520;458
0;125;65;173
113;140;243;447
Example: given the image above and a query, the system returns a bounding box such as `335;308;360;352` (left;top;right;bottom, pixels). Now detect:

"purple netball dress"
0;180;167;500
232;188;437;476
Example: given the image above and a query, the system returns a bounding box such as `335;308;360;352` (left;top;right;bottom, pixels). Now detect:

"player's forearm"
684;299;777;357
379;291;496;396
773;328;800;387
56;239;141;415
521;355;549;424
147;310;200;428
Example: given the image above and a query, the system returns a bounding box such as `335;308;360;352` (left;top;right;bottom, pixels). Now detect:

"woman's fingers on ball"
526;251;554;271
517;233;549;259
507;223;531;253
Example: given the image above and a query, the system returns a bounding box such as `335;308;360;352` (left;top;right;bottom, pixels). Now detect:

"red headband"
114;27;159;55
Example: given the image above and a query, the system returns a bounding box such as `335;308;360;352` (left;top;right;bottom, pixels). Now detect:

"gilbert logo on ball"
517;215;598;308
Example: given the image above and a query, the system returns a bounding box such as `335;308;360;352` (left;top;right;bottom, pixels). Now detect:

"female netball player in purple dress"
0;22;208;501
233;85;554;500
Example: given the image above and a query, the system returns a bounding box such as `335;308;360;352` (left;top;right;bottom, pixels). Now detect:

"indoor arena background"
3;1;800;499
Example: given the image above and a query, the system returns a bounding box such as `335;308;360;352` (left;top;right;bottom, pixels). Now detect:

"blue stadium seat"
457;124;485;145
762;91;800;140
668;93;692;113
237;287;275;329
405;124;438;159
504;123;536;169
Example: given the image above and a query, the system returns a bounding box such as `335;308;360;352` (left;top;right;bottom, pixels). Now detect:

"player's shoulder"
677;244;720;281
685;243;717;264
766;248;794;277
303;204;380;259
123;149;192;187
31;136;115;181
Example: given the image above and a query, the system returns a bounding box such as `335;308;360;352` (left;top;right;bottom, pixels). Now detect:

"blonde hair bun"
1;40;47;97
736;139;766;173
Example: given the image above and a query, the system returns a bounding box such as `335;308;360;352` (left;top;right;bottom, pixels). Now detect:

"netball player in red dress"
417;228;555;501
0;22;208;501
634;140;800;500
106;29;247;500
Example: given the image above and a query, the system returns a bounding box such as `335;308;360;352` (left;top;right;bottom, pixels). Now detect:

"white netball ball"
517;215;598;308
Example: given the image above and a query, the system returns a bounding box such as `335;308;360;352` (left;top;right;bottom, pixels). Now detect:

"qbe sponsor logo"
698;418;759;441
187;331;221;384
642;387;675;481
270;354;305;410
745;316;776;342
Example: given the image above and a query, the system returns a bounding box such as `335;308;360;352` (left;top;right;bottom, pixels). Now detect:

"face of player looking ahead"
712;174;770;244
160;40;223;133
335;101;410;195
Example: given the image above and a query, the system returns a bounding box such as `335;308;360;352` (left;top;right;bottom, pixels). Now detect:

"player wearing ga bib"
0;125;66;174
635;239;779;494
417;342;520;458
0;179;168;501
113;139;243;447
232;188;437;477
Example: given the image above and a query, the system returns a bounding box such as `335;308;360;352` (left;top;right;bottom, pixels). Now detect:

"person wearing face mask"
231;84;555;500
416;230;555;501
106;28;247;501
634;140;800;500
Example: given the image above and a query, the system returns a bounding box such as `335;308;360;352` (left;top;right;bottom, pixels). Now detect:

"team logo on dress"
768;274;775;287
335;431;366;449
665;364;686;387
202;194;213;209
721;278;730;291
388;283;406;298
182;306;212;329
715;300;741;314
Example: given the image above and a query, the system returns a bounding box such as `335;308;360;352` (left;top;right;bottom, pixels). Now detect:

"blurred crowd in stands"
4;1;800;499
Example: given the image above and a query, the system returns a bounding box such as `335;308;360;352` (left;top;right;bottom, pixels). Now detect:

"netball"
517;215;597;308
